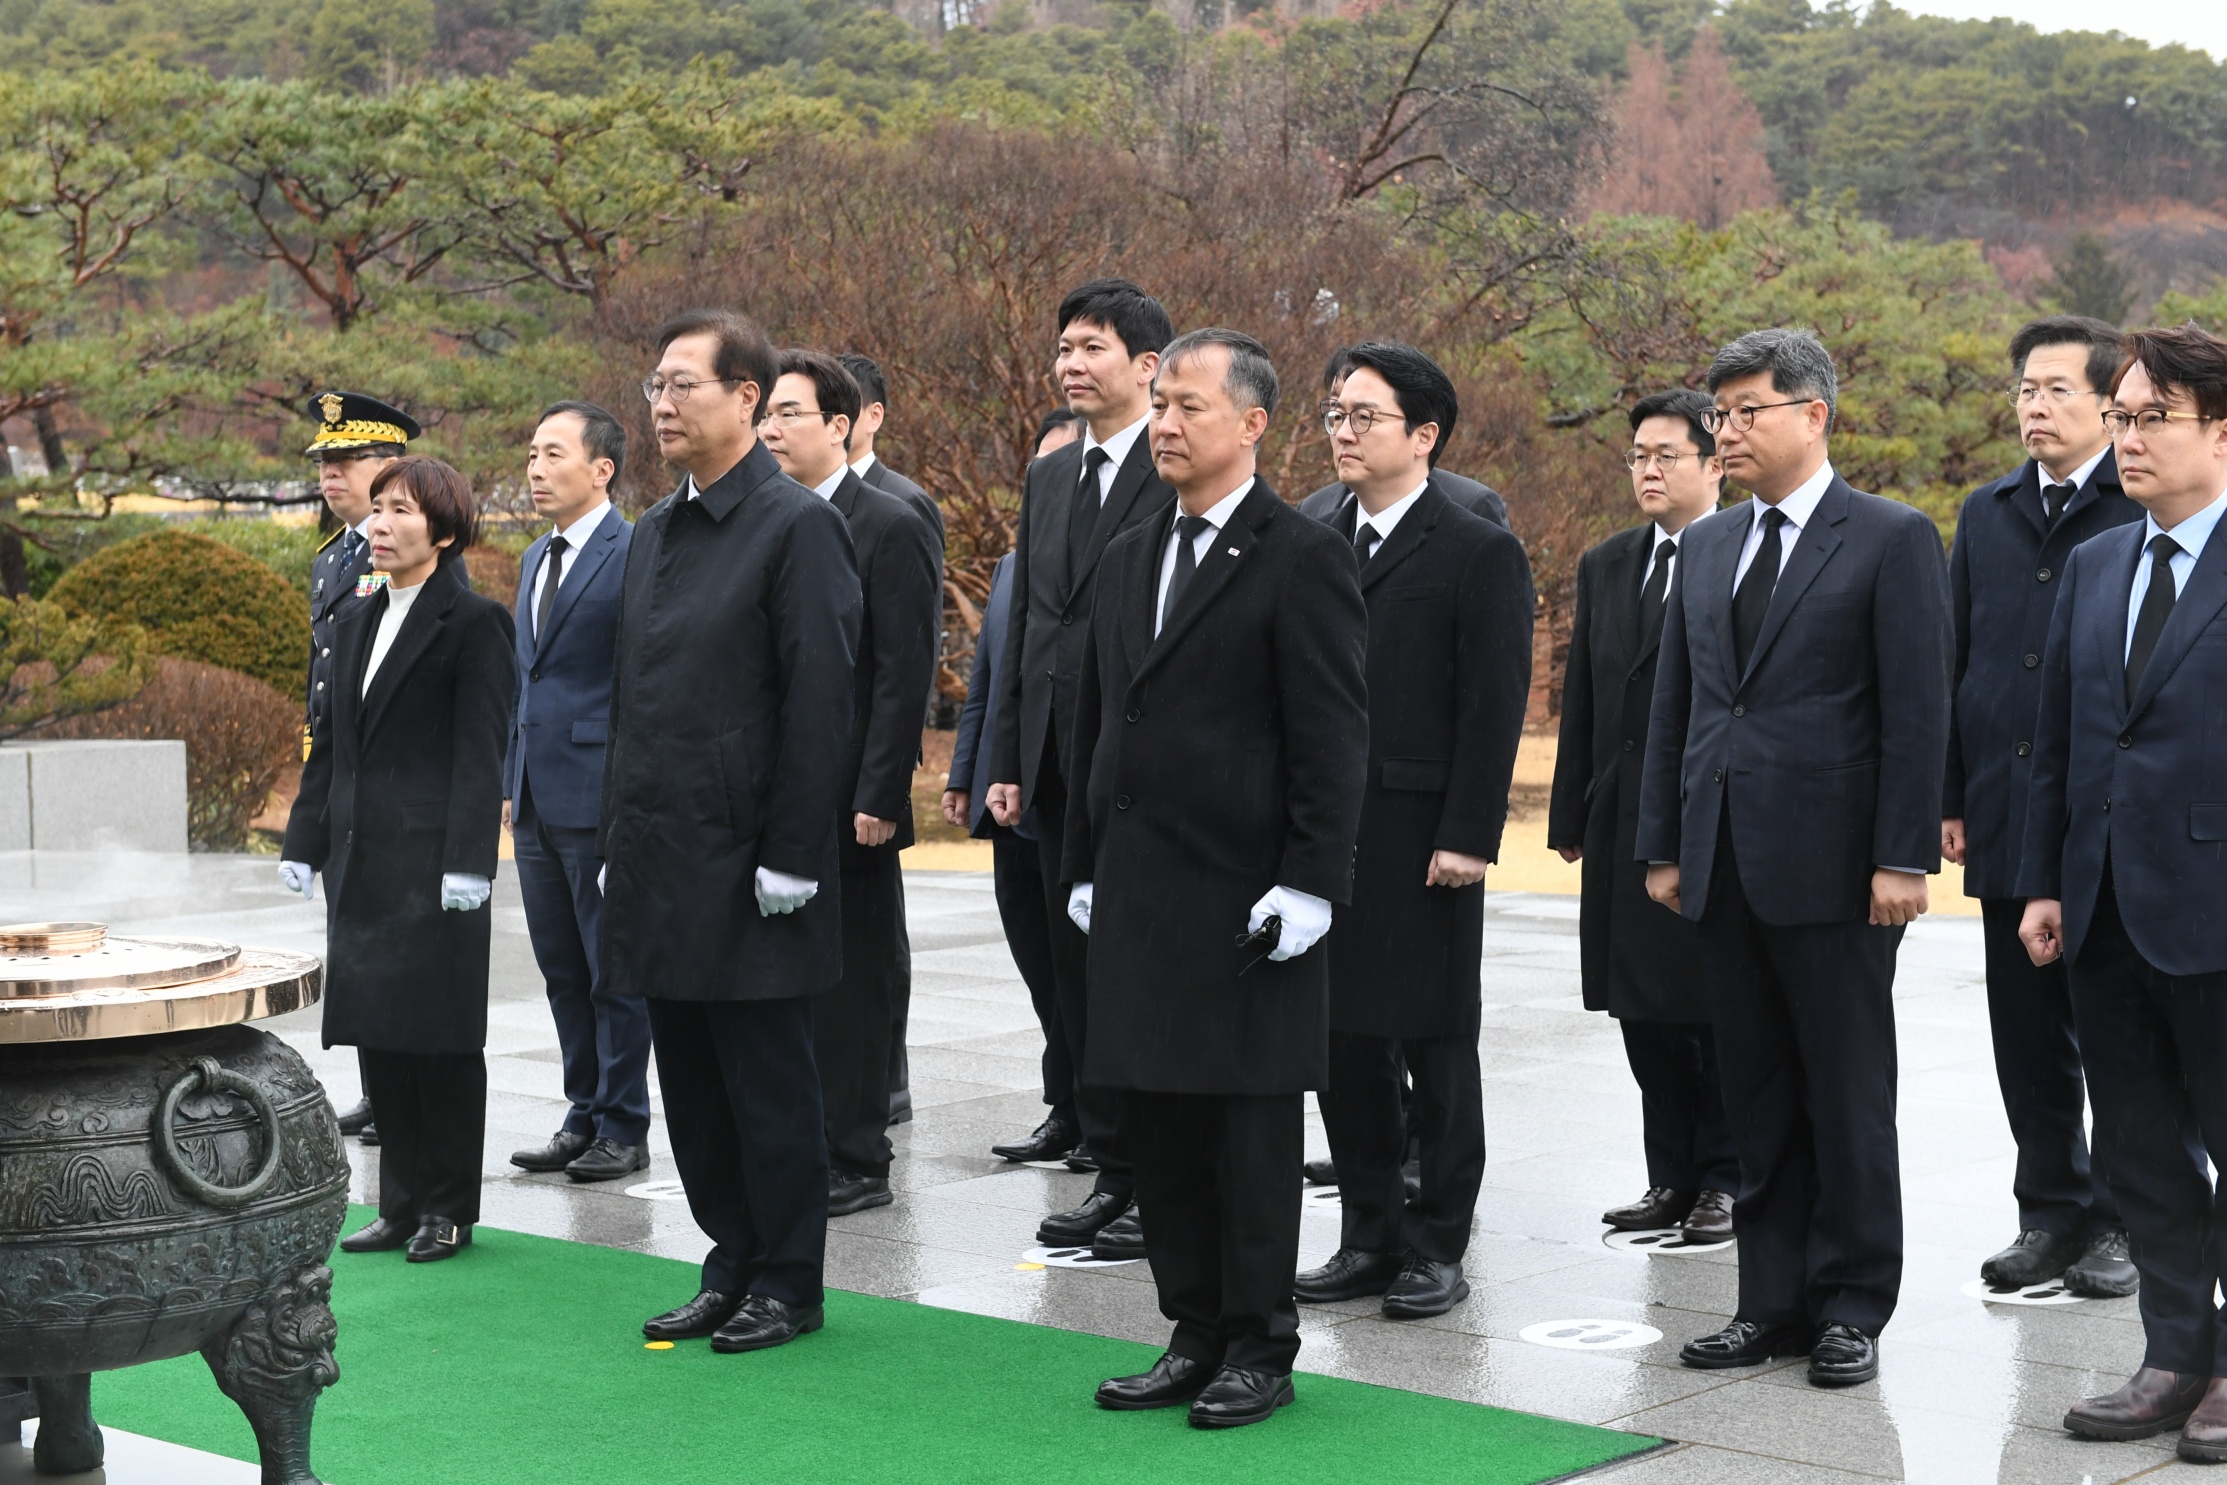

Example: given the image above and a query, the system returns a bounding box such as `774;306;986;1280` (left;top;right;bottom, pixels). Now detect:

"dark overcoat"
1309;483;1533;1037
1547;524;1709;1020
990;431;1177;803
1062;481;1369;1094
597;442;863;1001
503;503;631;830
304;523;373;736
1946;452;2140;898
1301;469;1509;530
282;560;516;1054
831;469;942;868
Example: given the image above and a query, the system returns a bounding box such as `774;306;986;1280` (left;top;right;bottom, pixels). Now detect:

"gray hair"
1156;327;1280;420
1706;328;1838;432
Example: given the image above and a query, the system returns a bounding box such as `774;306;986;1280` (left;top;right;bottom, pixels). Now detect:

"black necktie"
1070;447;1109;569
535;534;569;641
1162;513;1212;627
1640;537;1675;644
2125;532;2181;704
1731;506;1786;675
2042;482;2070;524
1353;516;1381;567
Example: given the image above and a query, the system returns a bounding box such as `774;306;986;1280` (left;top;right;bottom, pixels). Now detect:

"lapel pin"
1227;547;1241;557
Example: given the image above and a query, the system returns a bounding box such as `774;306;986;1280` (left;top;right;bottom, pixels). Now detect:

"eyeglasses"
1321;403;1389;437
2102;409;2216;438
763;407;835;428
2011;385;2102;407
641;375;742;405
1699;399;1816;434
1623;449;1697;471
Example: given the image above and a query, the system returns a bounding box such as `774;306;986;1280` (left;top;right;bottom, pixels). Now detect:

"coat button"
315;681;324;691
1712;768;1724;783
2023;654;2039;668
1125;707;1140;723
2118;734;2132;749
321;647;330;658
1116;794;1131;809
1061;613;1074;626
1622;739;1635;752
1732;704;1745;717
2037;568;2052;582
530;668;541;681
2104;798;2112;811
2015;741;2031;757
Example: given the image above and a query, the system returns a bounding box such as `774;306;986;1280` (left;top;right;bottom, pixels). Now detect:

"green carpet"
95;1208;1656;1484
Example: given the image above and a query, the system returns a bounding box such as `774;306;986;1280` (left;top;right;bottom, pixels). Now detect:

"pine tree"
2046;232;2134;325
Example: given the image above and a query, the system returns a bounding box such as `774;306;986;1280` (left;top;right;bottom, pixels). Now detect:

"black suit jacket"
990;430;1177;802
599;441;863;1001
830;468;942;867
1310;482;1532;1036
1548;523;1707;1019
1301;469;1508;530
1636;475;1952;925
1946;451;2141;897
284;560;516;1054
1063;481;1369;1094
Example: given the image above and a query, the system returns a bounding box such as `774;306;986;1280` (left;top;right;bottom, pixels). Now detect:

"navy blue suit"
504;504;651;1147
1948;453;2139;1242
1637;472;1951;1337
2019;510;2227;1374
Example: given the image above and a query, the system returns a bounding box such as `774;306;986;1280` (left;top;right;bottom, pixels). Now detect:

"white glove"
1249;885;1332;961
278;861;314;901
1067;883;1093;934
755;866;819;916
440;872;492;912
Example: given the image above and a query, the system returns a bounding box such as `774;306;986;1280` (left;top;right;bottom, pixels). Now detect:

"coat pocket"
1382;757;1452;792
2192;804;2227;841
398;800;447;833
716;727;763;839
570;715;609;745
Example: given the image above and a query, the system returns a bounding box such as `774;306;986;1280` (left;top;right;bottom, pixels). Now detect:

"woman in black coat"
282;455;517;1263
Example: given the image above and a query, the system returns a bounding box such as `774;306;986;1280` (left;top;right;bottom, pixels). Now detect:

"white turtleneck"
362;578;427;695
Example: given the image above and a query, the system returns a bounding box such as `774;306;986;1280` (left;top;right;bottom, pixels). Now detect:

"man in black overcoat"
985;279;1177;1255
764;349;940;1220
1299;348;1508;530
1638;329;1951;1388
603;310;863;1355
1944;317;2142;1296
1548;390;1738;1241
1065;330;1368;1428
1290;342;1531;1320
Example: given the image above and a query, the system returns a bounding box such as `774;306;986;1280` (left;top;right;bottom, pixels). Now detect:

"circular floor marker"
1960;1277;2086;1307
1302;1185;1342;1208
1520;1318;1663;1351
1021;1160;1080;1172
1021;1243;1141;1269
624;1179;690;1202
1603;1227;1735;1256
644;1341;675;1350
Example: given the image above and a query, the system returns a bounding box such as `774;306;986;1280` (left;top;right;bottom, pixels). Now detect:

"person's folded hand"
440;873;492;912
1248;886;1331;960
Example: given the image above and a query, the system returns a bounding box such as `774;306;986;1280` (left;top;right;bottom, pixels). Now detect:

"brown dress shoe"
1681;1189;1735;1241
1603;1187;1691;1231
2180;1376;2227;1461
2064;1366;2206;1441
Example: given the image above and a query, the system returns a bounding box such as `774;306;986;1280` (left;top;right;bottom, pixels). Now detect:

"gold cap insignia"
319;393;344;426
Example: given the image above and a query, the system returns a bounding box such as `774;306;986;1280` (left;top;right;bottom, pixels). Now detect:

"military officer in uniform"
302;389;420;1143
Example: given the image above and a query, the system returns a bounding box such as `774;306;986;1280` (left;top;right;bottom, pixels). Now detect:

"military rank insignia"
355;572;391;597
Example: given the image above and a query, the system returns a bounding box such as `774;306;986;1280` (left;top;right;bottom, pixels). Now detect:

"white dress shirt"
851;451;878;480
1731;461;1836;592
810;467;846;501
1353;480;1429;548
362;578;425;695
1082;415;1150;507
1640;522;1682;595
2125;486;2227;661
2044;445;2109;498
529;501;611;640
1155;480;1252;635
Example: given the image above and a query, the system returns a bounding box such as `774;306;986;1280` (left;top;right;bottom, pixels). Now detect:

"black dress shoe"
1302;1156;1337;1185
2063;1228;2139;1297
1188;1366;1294;1429
336;1097;374;1136
1091;1209;1145;1260
511;1129;594;1172
405;1216;472;1262
338;1216;413;1253
888;1087;913;1126
1679;1319;1811;1369
1806;1322;1877;1386
1293;1247;1404;1303
1064;1141;1101;1173
2065;1366;2206;1441
567;1138;651;1183
828;1169;894;1217
1382;1256;1470;1319
1037;1190;1128;1245
357;1121;380;1147
643;1290;741;1341
1096;1352;1213;1410
710;1294;824;1353
1681;1189;1735;1241
1603;1186;1693;1231
1980;1228;2083;1287
992;1115;1081;1163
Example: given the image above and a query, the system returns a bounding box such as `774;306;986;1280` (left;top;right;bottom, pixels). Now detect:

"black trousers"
1697;824;1905;1335
2068;871;2224;1375
1033;752;1130;1197
1981;896;2118;1238
649;995;828;1307
816;853;901;1178
1319;1029;1484;1263
1618;1018;1739;1196
996;829;1073;1120
359;1049;485;1227
1127;1090;1303;1375
887;874;911;1104
514;783;653;1145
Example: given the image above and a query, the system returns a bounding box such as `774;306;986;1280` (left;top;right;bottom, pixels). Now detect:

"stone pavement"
0;849;2189;1484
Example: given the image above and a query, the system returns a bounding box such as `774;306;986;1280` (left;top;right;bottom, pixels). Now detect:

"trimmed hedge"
48;530;306;695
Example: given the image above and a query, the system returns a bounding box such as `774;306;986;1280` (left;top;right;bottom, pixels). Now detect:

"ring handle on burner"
153;1056;285;1207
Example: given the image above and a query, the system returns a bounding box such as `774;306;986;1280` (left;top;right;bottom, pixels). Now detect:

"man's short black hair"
838;352;888;410
2009;316;2125;396
655;309;778;422
775;347;864;450
1056;278;1174;360
537;400;627;486
1033;407;1082;446
1628;389;1717;459
1336;341;1459;468
1321;346;1358;392
2112;322;2227;422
